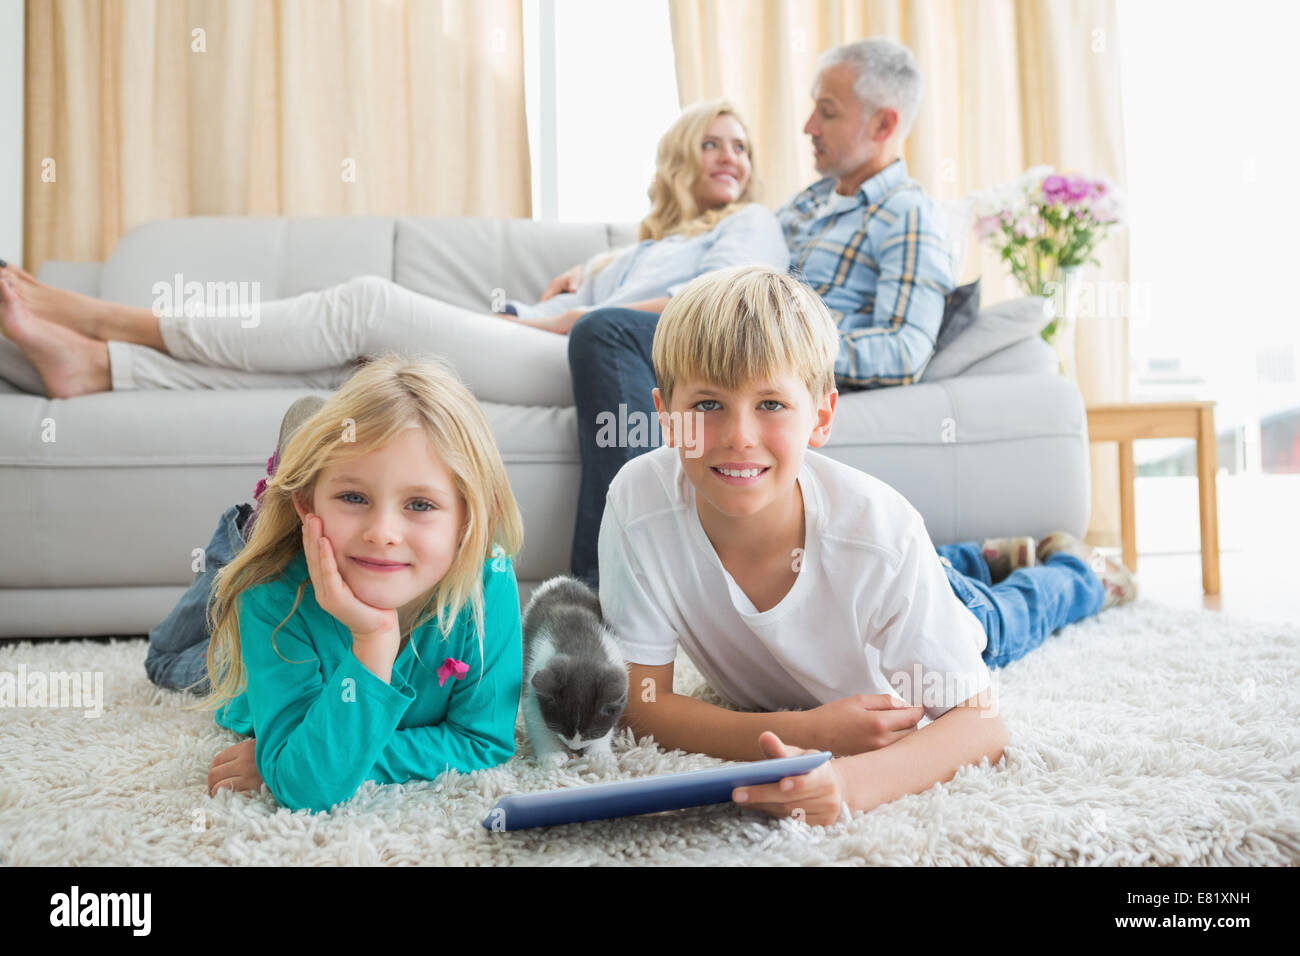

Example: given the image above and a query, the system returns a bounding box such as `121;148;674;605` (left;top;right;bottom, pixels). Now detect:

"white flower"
1016;165;1054;193
970;188;1003;217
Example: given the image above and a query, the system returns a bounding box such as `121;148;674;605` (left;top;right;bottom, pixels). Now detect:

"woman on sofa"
0;100;789;408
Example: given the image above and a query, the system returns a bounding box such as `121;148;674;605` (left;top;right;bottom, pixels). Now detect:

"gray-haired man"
568;37;955;586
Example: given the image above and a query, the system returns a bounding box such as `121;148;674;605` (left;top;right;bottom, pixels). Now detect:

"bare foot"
0;262;114;339
0;279;111;397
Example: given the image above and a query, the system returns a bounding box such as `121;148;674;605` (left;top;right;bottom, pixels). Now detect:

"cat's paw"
537;750;568;768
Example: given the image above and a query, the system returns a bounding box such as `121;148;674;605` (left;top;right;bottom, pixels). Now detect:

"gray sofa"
0;214;1089;638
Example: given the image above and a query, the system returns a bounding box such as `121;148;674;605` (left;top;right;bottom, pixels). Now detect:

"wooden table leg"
1118;439;1137;573
1196;406;1221;594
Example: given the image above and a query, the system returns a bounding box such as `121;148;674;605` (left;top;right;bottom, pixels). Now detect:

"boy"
597;265;1135;826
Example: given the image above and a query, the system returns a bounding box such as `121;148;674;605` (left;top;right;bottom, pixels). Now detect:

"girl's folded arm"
371;560;524;783
239;584;416;812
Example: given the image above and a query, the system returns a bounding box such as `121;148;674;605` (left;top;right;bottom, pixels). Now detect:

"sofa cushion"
36;261;103;298
98;216;398;308
394;218;640;312
0;337;42;394
921;295;1052;382
0;388;580;590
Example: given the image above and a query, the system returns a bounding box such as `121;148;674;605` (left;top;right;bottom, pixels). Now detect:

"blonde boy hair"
190;354;524;713
652;266;839;410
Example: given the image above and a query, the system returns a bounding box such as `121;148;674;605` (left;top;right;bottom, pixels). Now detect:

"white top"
598;445;992;723
812;188;862;222
507;203;790;319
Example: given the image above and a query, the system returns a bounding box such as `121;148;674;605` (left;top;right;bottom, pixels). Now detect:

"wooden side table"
1085;401;1220;594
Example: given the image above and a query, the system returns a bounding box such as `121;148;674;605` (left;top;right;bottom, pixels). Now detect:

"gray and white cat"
521;575;628;766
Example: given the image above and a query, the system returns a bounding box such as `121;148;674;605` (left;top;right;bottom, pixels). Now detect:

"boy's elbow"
944;695;1009;766
986;714;1010;763
971;708;1009;765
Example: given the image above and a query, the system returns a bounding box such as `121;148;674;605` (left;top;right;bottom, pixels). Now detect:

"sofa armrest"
958;335;1058;378
36;261;103;297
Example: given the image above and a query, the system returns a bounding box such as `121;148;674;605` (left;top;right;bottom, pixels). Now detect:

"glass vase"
1041;267;1081;379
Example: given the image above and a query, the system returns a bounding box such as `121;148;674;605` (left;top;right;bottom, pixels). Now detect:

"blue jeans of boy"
569;308;1106;668
144;502;253;694
936;542;1104;668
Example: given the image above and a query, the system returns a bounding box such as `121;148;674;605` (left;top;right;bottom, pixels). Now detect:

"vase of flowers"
972;167;1122;376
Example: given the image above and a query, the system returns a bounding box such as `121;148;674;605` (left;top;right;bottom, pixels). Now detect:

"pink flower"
437;657;469;687
1065;175;1091;202
1042;175;1069;204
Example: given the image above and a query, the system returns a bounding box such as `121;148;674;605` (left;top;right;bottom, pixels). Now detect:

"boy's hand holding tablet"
731;732;851;826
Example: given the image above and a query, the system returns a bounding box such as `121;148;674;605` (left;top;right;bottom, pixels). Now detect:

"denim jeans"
568;307;663;588
144;502;253;694
936;541;1104;668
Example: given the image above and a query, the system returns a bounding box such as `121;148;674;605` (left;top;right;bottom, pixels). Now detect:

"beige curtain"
670;0;1130;548
24;0;531;276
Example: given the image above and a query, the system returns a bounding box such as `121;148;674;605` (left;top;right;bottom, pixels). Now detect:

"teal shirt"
214;549;522;813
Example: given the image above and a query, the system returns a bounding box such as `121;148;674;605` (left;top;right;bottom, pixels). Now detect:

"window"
1118;0;1300;557
523;0;679;224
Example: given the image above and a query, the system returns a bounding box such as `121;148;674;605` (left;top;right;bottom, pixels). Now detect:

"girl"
0;101;789;406
193;354;525;813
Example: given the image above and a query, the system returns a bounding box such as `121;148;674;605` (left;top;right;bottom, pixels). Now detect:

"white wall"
0;0;22;265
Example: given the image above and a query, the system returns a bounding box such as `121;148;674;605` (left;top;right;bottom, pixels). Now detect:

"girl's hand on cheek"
301;513;399;641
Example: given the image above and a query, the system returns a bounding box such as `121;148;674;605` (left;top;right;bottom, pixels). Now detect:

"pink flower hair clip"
437;657;469;687
252;453;276;500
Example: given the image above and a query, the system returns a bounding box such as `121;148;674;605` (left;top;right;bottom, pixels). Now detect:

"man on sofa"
567;37;955;586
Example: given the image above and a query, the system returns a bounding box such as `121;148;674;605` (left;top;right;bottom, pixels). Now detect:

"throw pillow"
934;278;981;354
921;295;1053;382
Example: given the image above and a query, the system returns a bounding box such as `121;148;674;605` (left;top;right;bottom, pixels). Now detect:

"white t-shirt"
598;445;992;723
814;188;862;221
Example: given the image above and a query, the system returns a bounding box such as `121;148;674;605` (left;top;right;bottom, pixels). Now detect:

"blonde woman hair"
639;98;763;242
651;266;838;410
582;101;763;285
190;354;524;713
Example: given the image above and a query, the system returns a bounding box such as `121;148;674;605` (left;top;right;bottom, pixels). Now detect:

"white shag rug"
1;599;1297;866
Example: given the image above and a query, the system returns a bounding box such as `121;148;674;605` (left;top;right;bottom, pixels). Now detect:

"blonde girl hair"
651;265;839;410
189;354;524;713
639;98;763;242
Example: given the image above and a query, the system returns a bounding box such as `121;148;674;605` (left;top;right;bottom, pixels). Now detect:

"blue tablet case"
482;751;832;831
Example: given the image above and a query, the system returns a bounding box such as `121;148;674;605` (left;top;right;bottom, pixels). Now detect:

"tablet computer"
482;751;832;831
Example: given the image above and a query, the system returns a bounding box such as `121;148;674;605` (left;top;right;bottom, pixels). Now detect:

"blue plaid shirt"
777;159;955;388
